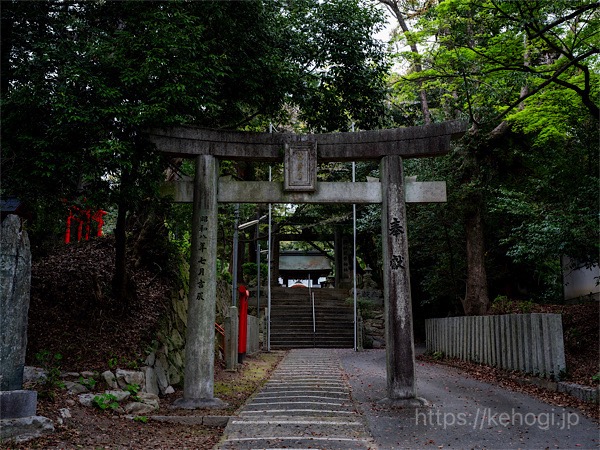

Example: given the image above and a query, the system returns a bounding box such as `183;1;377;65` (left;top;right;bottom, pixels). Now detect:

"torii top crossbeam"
147;120;467;161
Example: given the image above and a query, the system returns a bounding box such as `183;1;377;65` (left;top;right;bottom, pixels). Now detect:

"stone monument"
0;214;54;442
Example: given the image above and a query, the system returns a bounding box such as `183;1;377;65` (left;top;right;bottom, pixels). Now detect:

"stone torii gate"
148;120;467;408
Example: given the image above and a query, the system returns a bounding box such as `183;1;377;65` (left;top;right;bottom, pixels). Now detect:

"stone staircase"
269;287;355;349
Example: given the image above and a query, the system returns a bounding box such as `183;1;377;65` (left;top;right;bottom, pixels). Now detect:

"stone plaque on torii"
147;120;467;407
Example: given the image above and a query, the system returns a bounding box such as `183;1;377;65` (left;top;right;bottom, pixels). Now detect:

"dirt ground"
5;352;284;450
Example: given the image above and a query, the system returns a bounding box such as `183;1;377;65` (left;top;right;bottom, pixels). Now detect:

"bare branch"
528;2;600;41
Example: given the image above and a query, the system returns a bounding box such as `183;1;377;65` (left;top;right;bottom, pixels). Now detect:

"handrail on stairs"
311;291;316;334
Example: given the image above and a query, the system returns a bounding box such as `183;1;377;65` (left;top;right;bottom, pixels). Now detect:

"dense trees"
1;0;389;302
382;0;599;313
3;0;596;316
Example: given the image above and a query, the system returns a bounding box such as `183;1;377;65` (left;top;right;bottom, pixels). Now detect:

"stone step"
270;310;353;315
271;335;354;340
269;288;354;348
270;326;353;331
269;335;354;341
270;338;354;344
269;342;354;348
271;287;349;294
271;303;352;307
271;311;352;315
270;308;352;313
270;344;354;350
270;304;352;310
271;292;350;297
271;301;351;305
270;337;353;342
270;326;354;332
270;329;352;334
270;332;354;337
270;306;350;310
269;317;354;323
270;335;353;341
270;336;354;343
270;318;353;324
272;300;349;304
270;327;353;332
270;304;352;309
270;306;352;312
270;316;353;321
270;314;354;320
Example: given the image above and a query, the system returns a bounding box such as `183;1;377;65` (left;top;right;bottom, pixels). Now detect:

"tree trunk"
383;0;432;124
112;195;129;306
462;207;489;315
112;166;132;307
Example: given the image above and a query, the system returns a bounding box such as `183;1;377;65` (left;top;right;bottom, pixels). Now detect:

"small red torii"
64;201;107;244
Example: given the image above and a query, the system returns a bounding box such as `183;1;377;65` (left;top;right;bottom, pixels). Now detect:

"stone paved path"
217;349;376;449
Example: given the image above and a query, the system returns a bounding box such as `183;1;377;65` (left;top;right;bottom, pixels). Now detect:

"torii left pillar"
173;155;226;409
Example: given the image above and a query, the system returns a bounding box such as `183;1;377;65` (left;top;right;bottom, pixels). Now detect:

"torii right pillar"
381;154;419;402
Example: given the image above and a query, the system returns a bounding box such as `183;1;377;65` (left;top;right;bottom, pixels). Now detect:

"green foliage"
219;268;233;284
92;393;120;411
35;349;63;366
242;262;269;285
432;351;444;361
78;376;97;391
2;0;391;307
283;0;391;131
124;383;140;396
107;355;141;370
592;373;600;384
34;350;65;400
133;415;149;424
107;357;118;370
1;0;390;226
125;359;141;370
166;204;193;260
490;296;535;315
384;0;600;314
125;383;141;401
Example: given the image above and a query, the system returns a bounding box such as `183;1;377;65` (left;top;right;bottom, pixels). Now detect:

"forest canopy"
1;0;598;314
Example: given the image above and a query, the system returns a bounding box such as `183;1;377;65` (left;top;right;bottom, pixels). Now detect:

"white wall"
562;257;600;300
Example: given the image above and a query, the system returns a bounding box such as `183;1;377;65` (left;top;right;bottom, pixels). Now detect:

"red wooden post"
238;285;249;363
92;210;108;236
76;216;83;242
84;209;91;240
65;210;73;244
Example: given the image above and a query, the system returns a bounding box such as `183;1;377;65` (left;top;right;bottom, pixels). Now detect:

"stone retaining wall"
425;314;566;379
154;259;230;387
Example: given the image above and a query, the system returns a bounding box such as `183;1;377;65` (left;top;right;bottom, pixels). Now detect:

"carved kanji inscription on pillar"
284;141;316;192
196;214;209;301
